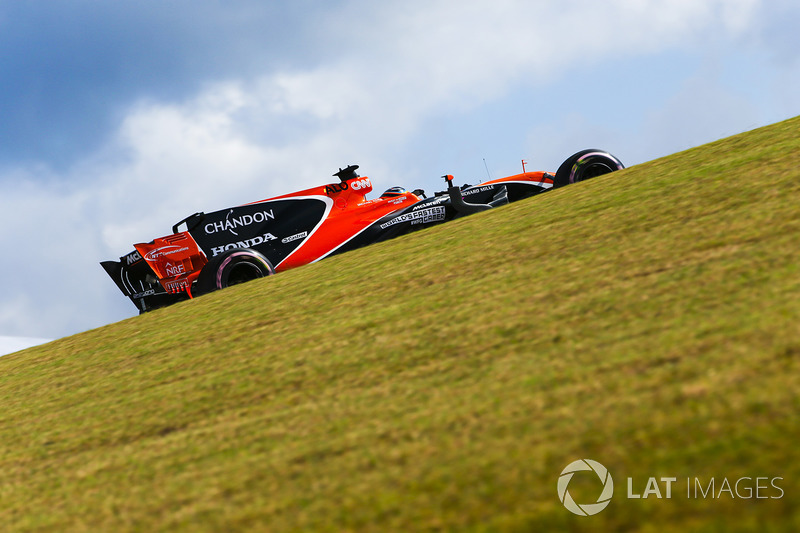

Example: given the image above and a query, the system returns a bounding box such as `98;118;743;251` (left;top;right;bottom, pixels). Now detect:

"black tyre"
554;149;624;188
195;248;274;295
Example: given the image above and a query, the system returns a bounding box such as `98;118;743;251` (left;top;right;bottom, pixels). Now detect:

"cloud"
0;336;51;357
0;1;319;167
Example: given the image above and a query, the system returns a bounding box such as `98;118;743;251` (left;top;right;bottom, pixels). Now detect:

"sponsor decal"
132;289;156;299
325;178;371;195
463;185;494;195
412;197;448;210
325;182;348;195
144;245;190;262
165;279;190;293
379;206;446;229
351;178;371;191
210;232;277;257
281;231;308;244
124;251;142;265
164;262;186;277
204;209;275;236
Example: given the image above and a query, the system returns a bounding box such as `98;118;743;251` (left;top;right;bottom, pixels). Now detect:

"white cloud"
0;336;50;357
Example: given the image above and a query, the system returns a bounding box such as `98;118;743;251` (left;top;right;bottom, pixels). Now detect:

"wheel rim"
571;159;617;183
576;162;614;182
226;262;266;286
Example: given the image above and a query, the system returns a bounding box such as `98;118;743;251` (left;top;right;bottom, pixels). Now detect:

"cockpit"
380;186;409;199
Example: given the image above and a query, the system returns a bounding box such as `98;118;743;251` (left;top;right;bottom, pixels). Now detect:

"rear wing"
101;232;208;313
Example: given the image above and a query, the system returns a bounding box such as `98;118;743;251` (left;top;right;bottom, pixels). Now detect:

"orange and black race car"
102;149;623;312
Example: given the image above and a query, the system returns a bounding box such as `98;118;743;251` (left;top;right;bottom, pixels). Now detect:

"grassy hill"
2;116;799;531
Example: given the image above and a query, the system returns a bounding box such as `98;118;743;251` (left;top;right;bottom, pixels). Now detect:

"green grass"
2;116;799;531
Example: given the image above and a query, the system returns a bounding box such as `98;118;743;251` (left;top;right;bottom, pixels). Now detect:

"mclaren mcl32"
102;149;624;312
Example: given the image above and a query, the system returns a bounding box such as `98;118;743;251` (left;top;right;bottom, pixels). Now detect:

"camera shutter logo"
557;459;614;516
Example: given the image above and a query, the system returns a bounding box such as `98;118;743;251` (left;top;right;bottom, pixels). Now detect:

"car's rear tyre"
554;149;624;188
195;249;274;295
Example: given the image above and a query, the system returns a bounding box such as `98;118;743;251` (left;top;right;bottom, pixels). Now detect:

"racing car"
102;149;624;312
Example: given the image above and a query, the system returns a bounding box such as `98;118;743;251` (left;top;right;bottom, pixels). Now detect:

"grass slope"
2;117;799;532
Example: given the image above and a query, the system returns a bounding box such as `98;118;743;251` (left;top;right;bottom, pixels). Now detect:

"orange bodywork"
265;171;551;270
270;176;423;270
130;171;551;299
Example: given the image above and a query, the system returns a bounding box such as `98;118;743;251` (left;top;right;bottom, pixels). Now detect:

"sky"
0;0;798;351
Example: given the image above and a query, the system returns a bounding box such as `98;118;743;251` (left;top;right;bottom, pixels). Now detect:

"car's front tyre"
554;149;624;188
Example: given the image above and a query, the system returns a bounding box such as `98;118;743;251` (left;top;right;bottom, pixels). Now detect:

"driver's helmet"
380;186;408;198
